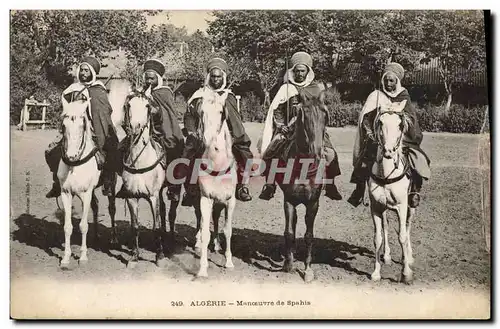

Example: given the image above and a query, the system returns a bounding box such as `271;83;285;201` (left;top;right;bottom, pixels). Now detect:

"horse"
120;91;175;268
368;99;415;284
275;91;330;283
194;89;237;278
58;97;117;268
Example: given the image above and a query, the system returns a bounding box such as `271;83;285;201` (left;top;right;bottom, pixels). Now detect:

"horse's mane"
108;79;133;127
375;102;414;134
60;100;88;119
295;90;328;156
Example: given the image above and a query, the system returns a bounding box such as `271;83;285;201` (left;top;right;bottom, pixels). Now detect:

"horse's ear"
61;94;69;108
85;98;91;107
318;90;326;104
396;100;407;111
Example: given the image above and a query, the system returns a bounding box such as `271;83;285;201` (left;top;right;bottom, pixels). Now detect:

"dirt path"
10;126;490;319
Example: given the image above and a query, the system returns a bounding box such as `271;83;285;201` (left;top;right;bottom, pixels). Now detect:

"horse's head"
295;91;329;160
374;100;410;160
198;91;228;149
125;92;151;137
60;98;92;161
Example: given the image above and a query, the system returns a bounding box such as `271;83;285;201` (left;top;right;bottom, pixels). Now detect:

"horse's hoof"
304;270;314;283
196;270;208;278
127;261;138;269
79;258;88;266
156;257;168;268
60;260;71;270
214;244;222;253
371;272;381;282
283;262;294;273
402;272;414;285
224;261;234;269
407;257;415;266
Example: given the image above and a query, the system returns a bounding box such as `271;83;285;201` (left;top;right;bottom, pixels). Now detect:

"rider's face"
144;71;159;88
383;72;398;92
209;68;224;89
79;64;92;83
293;64;309;83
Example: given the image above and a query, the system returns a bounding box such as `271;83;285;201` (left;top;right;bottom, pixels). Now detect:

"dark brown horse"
276;91;329;283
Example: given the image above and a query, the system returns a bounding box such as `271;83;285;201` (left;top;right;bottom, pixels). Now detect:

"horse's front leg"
397;204;413;284
370;205;384;281
150;194;167;267
166;189;179;251
406;207;416;265
126;198;140;268
108;194;118;246
304;199;319;283
60;191;73;269
197;196;213;278
78;189;93;264
283;200;297;273
212;204;224;252
194;200;202;251
382;211;392;265
91;191;99;243
223;197;236;268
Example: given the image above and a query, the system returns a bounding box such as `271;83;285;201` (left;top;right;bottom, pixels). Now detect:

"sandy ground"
9;124;491;319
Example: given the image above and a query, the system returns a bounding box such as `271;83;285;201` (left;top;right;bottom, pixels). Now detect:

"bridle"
370;109;410;185
197;95;227;141
61;109;98;166
197;95;234;176
122;93;165;174
292;104;327;180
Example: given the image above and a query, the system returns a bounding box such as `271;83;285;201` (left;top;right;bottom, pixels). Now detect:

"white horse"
195;90;237;277
368;99;416;284
58;98;101;268
120;93;169;268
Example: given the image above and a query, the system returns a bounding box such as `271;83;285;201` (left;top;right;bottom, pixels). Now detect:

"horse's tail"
108;79;132;128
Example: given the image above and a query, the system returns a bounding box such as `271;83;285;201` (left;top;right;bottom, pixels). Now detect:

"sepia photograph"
8;7;491;319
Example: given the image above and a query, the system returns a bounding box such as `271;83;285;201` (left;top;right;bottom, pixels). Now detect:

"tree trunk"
444;91;452;115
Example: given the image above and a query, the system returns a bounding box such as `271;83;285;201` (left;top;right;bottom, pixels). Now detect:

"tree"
10;10;157;123
208;10;343;106
418;10;486;114
322;10;423;87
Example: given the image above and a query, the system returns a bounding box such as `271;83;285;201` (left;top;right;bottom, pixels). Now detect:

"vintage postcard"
9;8;491;319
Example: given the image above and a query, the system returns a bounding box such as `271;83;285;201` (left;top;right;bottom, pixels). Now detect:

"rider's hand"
279;125;289;135
366;131;376;142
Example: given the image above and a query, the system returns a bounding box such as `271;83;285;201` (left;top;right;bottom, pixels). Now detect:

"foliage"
442;104;486;134
417;10;486;113
415;104;445;132
10;9;487;132
240;92;264;122
208;10;343;105
10;10;155;123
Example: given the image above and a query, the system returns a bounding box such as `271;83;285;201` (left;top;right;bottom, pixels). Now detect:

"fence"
17;98;50;131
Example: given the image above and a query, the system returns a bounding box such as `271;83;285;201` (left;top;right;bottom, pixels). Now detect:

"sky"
146;10;215;34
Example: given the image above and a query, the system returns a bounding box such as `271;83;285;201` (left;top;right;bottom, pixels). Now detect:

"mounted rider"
116;59;185;201
45;56;118;198
347;62;431;207
181;57;254;206
258;51;343;201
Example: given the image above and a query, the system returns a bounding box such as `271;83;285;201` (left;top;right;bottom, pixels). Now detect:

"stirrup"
408;191;421;208
167;188;181;202
236;185;252;201
258;184;275;201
